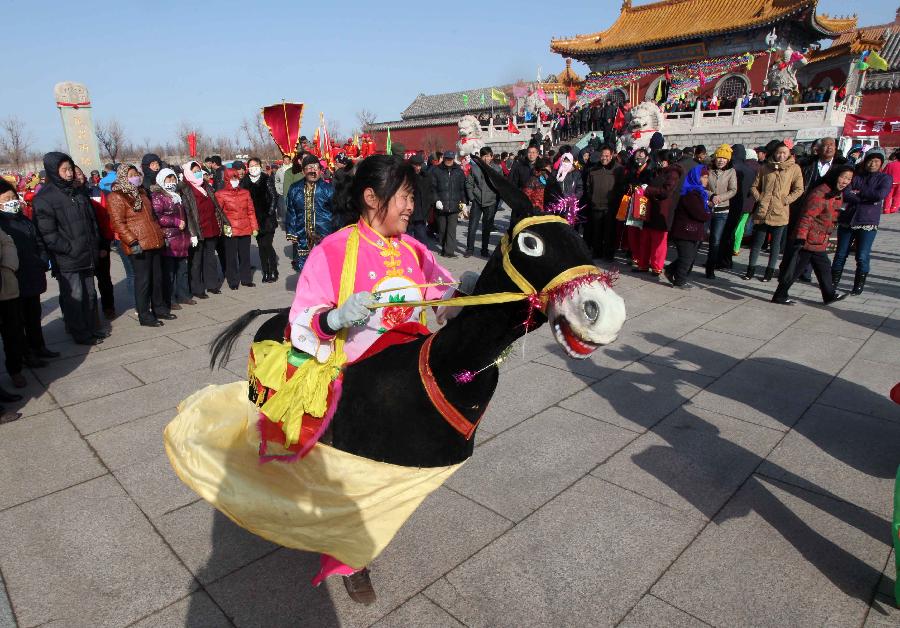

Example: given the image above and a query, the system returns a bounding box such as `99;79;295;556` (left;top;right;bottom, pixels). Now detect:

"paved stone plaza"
1;216;898;627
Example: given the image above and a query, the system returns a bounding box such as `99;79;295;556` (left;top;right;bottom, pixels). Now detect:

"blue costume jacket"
285;179;335;269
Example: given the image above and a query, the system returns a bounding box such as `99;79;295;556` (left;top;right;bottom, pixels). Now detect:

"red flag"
187;133;197;158
507;118;520;134
260;102;305;156
613;107;625;131
699;70;706;86
311;128;321;157
568;86;576;102
664;66;671;82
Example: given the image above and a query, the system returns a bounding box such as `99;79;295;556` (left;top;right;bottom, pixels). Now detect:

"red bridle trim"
418;334;482;440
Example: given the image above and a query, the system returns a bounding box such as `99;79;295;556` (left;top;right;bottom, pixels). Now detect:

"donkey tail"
209;308;290;370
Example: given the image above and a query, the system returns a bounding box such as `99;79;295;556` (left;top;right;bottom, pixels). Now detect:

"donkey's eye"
516;231;544;257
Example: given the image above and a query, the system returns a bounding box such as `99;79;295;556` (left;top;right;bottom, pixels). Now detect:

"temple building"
550;0;855;107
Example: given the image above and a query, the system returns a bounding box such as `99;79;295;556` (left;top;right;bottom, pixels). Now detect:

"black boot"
831;268;843;289
761;268;774;282
851;270;867;296
742;265;756;280
823;291;847;305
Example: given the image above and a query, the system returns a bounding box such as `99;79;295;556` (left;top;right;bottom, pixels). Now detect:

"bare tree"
240;115;276;159
175;121;206;161
95;118;126;163
355;108;377;132
328;120;345;146
0;116;33;170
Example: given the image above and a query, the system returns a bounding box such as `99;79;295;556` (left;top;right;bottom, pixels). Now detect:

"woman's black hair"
333;155;415;228
0;177;16;197
821;164;854;198
247;156;261;167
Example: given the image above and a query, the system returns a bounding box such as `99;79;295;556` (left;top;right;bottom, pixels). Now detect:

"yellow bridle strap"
371;281;460;297
510;214;570;238
369;291;529;310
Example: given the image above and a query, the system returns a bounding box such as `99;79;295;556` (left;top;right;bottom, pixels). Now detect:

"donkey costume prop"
164;157;626;604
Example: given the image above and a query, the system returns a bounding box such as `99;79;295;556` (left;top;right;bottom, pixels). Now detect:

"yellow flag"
553;92;558;105
655;79;663;102
491;88;508;104
868;52;889;71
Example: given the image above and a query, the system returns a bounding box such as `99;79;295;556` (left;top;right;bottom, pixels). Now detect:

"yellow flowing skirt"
164;382;463;569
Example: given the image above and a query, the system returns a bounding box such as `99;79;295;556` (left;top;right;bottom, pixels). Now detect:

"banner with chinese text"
842;114;900;143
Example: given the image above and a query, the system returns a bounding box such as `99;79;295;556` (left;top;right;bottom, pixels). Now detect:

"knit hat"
649;132;665;151
862;148;886;166
713;144;733;160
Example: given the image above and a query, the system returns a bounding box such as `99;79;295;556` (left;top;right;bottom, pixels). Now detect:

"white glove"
435;271;478;325
326;292;374;330
435;200;444;211
190;236;199;248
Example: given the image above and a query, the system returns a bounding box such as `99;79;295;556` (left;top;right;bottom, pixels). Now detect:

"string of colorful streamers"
580;51;762;103
452;268;619;384
543;194;586;226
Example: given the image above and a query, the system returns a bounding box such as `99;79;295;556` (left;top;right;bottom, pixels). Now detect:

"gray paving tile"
165;321;236;349
123;345;242;384
642;327;766;377
46;364;144;406
619;285;684;317
865;595;900;627
791;310;883;341
626;305;718;338
594;406;782;520
618;594;711;627
155;500;278;585
447;406;635;521
0;409;106;511
86;408;176;471
533;339;641;379
560;361;713;433
878;549;896;599
114;452;201;519
64;367;238;434
479;361;595;434
759;404;900;518
689;359;832;431
0;475;194;627
856;330;900;367
667;293;745;316
426;477;703;627
702;303;803;340
130;592;228;628
751;327;863;376
374;594;464;628
0;576;14;628
4;377;57;418
818;358;900;423
652;475;891;627
209;487;510;627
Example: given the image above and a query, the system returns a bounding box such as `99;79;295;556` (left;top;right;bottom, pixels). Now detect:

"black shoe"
157;313;177;320
22;355;48;368
760;268;774;282
35;347;61;359
195;293;210;299
444;253;458;258
209;288;221;295
241;282;256;288
824;292;848;305
480;250;490;258
261;273;271;283
463;251;473;258
342;568;376;605
140;319;163;327
93;329;111;339
797;274;812;283
742;266;756;280
850;271;867;296
831;269;843;288
74;337;103;345
663;268;676;286
771;296;796;305
705;268;716;279
0;387;23;403
272;271;279;281
169;303;183;310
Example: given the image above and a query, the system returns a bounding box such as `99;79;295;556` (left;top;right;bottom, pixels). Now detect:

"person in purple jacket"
831;149;893;296
151;168;193;310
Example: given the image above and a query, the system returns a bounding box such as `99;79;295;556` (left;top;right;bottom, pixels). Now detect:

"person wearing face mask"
772;165;854;305
831;149;893;296
179;161;228;298
285;155;335;272
215;168;259;289
108;164;174;327
32;152;103;345
744;142;804;281
241;157;279;282
151;168;193;309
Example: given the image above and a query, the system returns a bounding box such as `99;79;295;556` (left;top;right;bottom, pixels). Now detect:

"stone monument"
53;82;102;173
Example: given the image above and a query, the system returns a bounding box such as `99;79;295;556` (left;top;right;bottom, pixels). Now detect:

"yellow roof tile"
551;0;848;55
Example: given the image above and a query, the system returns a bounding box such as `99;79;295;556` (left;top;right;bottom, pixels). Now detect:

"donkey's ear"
471;155;535;229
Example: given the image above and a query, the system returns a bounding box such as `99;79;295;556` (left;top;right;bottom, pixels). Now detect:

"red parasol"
261;101;305;157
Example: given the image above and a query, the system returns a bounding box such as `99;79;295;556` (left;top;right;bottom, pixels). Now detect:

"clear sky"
6;0;879;154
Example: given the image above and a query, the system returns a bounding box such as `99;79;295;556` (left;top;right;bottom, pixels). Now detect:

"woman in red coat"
771;165;854;305
214;168;259;289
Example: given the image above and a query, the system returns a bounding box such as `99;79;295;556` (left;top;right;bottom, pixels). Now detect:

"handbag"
616;194;631;221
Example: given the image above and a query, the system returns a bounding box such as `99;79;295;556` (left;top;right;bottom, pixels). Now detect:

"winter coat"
32;152;100;273
240;173;278;235
793;183;843;252
0;228;19;301
179;181;226;240
670;190;711;241
706;167;737;210
509;158;536;189
841;170;892;228
285;179;334;253
107;188;165;254
150;188;190;257
800;156;848;193
0;212;47;298
543;169;584;208
140;153;162;193
430;162;467;215
585;163;624;211
751;157;804;226
729;145;758;215
273;164;290;196
465;160;501;208
643;164;683;231
412;170;434;223
215;186;259;237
